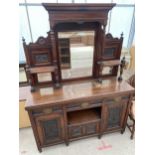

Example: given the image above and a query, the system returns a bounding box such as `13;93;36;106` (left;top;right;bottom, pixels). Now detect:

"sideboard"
25;78;134;152
22;3;135;152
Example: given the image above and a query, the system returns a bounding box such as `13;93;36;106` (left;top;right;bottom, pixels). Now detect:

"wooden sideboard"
21;3;133;152
25;77;134;152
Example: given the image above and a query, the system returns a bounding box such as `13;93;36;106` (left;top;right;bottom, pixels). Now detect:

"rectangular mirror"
58;31;95;79
101;67;113;75
37;73;52;83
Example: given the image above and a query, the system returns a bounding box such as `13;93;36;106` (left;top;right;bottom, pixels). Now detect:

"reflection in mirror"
40;87;54;96
102;67;113;75
58;31;95;79
37;73;52;83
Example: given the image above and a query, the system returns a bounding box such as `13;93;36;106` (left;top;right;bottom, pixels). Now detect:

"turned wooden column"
96;22;107;81
49;30;61;88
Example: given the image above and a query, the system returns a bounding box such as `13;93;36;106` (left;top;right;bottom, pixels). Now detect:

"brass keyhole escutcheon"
43;108;53;114
81;102;89;108
114;97;121;102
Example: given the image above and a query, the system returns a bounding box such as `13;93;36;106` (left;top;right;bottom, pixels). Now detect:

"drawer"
104;95;129;104
68;122;99;139
32;105;63;116
66;100;102;111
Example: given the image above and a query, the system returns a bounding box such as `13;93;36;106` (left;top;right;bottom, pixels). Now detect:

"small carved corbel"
118;56;126;81
97;61;104;83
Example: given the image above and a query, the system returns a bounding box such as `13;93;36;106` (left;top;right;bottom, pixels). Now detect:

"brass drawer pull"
114;97;121;102
43;108;53;114
81;102;89;108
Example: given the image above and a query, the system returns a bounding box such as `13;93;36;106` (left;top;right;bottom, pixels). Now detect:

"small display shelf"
67;107;101;126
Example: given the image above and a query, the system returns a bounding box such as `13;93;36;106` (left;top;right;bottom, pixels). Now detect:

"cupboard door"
35;113;64;146
104;99;127;131
68;126;83;138
85;122;99;135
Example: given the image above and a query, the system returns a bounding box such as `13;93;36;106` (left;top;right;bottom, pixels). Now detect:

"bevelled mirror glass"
101;67;113;75
37;73;52;83
58;31;95;79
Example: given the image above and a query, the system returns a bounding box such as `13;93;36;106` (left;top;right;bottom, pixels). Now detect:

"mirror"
58;31;95;79
101;67;113;75
37;73;52;83
102;48;116;58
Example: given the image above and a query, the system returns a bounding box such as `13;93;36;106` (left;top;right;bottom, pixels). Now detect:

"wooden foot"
121;129;125;134
65;141;69;146
130;123;135;140
130;135;134;140
98;135;101;139
38;148;42;153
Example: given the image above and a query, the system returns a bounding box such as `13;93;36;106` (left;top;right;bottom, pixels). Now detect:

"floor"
19;127;134;155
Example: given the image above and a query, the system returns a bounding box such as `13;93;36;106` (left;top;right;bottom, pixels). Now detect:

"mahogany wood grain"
25;78;134;110
25;78;134;152
22;3;134;152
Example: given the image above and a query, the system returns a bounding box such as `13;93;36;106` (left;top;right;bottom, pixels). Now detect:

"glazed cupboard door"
35;113;65;146
103;97;127;131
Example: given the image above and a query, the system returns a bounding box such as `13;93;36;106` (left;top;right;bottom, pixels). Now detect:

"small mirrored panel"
35;54;49;64
37;73;52;83
32;51;51;66
39;87;54;96
58;31;95;79
102;47;116;58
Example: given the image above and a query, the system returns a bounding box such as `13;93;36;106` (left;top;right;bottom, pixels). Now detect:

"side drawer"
104;95;129;104
32;105;63;116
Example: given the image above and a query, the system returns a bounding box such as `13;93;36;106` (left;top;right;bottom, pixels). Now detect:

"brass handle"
43;108;53;114
114;97;121;102
81;102;89;108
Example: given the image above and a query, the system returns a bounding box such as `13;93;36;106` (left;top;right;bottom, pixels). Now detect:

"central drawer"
66;100;102;112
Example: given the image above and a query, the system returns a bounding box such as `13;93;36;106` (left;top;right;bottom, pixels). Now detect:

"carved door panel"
35;113;65;146
68;125;83;138
68;122;99;139
103;98;127;131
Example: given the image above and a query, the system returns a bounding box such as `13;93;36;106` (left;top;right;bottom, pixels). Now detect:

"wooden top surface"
24;77;134;110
